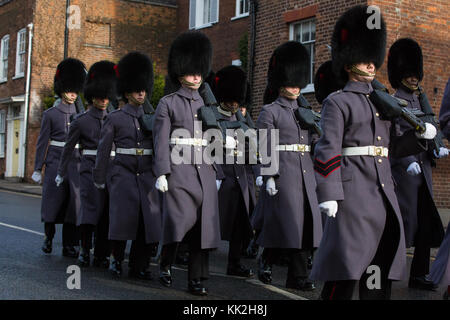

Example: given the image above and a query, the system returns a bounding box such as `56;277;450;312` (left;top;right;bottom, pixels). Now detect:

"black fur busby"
331;5;386;83
213;65;248;106
387;38;423;89
116;52;154;99
84;60;117;104
168;31;212;84
314;60;343;104
265;41;310;104
54;58;86;97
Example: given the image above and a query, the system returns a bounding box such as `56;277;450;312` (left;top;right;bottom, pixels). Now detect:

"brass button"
137;127;140;131
197;166;201;169
301;153;304;156
381;183;385;187
366;94;370;98
303;170;306;173
376;112;380;117
137;173;140;176
378;159;382;163
194;114;198;118
197;148;201;151
137;142;141;146
301;136;304;139
236;176;239;179
377;136;381;141
196;130;199;134
67;122;70;125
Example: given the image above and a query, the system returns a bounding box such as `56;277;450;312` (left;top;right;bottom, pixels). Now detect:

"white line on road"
0;189;42;198
0;222;44;236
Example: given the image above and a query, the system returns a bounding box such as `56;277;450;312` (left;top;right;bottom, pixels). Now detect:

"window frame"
14;28;26;79
0;109;6;158
0;35;9;83
231;0;249;20
289;18;316;93
189;0;219;30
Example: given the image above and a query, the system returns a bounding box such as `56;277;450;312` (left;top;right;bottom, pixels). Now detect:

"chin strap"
126;93;145;106
350;65;376;77
280;87;300;98
62;93;76;105
401;79;419;92
179;77;202;89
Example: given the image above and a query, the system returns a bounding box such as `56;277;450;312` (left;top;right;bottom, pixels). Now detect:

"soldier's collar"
343;81;373;94
56;100;76;114
177;86;201;101
394;86;417;102
277;96;298;109
89;105;107;119
121;103;143;117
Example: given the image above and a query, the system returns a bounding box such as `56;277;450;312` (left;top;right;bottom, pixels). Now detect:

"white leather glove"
416;122;437;140
31;171;42;184
55;174;64;187
319;200;338;218
155;175;168;192
407;162;421;176
265;177;278;196
433;147;449;159
225;136;237;149
255;176;263;187
216;180;222;190
94;182;105;189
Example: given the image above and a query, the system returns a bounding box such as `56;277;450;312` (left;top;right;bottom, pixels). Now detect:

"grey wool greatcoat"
310;81;428;282
34;101;81;224
57;106;110;226
216;109;254;241
255;96;323;249
429;221;450;286
153;86;222;249
92;104;161;243
390;87;444;248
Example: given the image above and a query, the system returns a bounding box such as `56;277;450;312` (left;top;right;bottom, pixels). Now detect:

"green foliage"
151;70;165;107
238;32;248;72
42;93;57;111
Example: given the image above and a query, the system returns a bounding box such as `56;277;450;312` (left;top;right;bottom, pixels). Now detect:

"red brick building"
0;0;177;181
178;0;449;209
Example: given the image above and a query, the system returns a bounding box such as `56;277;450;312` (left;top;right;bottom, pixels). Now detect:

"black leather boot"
62;246;79;258
93;256;109;268
159;267;172;287
227;263;254;278
42;237;52;254
188;279;208;296
77;247;90;267
109;255;122;278
286;277;316;291
257;258;272;284
129;267;153;281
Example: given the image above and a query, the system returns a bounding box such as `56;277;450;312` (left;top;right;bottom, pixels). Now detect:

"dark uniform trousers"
228;191;252;266
110;209;156;271
160;216;210;281
45;222;78;247
410;181;432;278
79;210;110;259
261;198;314;280
320;200;399;300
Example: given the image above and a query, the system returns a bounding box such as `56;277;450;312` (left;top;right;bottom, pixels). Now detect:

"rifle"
295;94;323;137
370;79;426;134
138;97;156;135
197;82;221;131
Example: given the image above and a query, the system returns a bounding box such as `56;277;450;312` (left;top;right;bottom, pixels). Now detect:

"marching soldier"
56;61;117;268
310;5;437;300
153;31;222;296
32;58;86;257
212;65;255;277
93;52;161;280
255;41;323;291
388;38;447;290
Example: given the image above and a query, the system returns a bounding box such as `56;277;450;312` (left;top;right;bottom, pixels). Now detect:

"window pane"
302;21;310;42
20;54;25;73
311;21;316;41
294;24;301;42
189;0;196;29
20;32;26;53
210;0;218;23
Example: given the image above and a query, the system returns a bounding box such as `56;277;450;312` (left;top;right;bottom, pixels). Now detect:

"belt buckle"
136;148;144;156
296;144;305;152
375;146;383;157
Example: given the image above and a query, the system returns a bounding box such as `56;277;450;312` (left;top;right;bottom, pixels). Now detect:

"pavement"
0;178;448;301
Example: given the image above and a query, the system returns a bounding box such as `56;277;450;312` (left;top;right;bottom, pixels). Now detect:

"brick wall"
25;0;177;180
177;0;249;73
249;0;449;208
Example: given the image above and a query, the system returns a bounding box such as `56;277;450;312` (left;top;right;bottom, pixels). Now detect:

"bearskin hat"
314;60;344;104
168;31;212;84
116;52;154;99
54;58;86;97
84;60;117;104
213;65;248;106
266;41;310;97
331;5;386;83
387;38;423;89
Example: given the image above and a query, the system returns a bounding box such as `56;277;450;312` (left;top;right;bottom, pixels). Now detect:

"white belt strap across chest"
50;140;79;149
276;144;311;152
82;149;116;157
342;146;389;157
115;148;153;156
170;138;208;147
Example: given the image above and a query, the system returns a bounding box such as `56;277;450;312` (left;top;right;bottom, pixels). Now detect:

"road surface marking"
0;222;44;236
0;189;42;198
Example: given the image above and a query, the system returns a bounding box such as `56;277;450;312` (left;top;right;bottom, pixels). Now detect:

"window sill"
301;84;315;94
12;75;24;80
192;23;214;30
84;44;112;50
231;13;249;21
0;79;7;84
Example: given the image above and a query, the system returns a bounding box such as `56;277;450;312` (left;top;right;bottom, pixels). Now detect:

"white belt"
342;146;389;157
170;138;208;147
276;144;311;152
50;140;79;149
115;148;153;156
82;149;116;157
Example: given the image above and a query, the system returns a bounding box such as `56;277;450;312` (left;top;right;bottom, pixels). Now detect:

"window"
289;19;316;93
15;28;26;78
234;0;249;18
0;35;9;82
189;0;219;29
232;59;242;66
0;110;5;158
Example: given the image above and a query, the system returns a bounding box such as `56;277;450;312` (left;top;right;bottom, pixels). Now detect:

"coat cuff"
316;181;344;203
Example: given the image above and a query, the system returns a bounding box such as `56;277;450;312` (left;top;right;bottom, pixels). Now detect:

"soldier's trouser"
80;214;110;258
110;212;154;271
262;248;310;279
321;206;398;300
228;198;250;266
410;185;432;277
45;222;78;247
160;219;209;281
